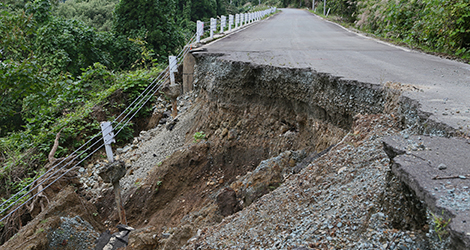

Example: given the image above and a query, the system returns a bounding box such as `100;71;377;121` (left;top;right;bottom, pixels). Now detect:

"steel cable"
0;32;197;223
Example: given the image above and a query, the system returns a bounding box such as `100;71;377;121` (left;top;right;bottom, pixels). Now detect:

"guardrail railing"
197;7;276;42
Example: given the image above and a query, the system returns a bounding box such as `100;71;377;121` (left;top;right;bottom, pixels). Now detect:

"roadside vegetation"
0;0;275;244
284;0;470;61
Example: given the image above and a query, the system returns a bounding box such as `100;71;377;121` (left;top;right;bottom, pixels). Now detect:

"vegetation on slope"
0;0;273;243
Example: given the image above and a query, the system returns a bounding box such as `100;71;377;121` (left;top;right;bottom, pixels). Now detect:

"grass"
431;212;451;241
193;131;206;143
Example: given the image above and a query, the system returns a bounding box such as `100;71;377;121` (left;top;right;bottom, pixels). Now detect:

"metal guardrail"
197;7;277;42
0;35;197;224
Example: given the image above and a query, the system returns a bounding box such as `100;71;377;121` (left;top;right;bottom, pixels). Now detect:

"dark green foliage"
53;0;118;32
0;6;44;135
190;0;217;21
356;0;470;59
0;57;46;136
327;0;357;22
0;0;141;135
25;0;53;24
33;17;140;76
113;0;185;63
0;6;35;60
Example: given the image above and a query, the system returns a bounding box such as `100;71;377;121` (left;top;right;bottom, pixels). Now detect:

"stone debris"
77;92;196;199
94;224;134;250
48;216;99;250
383;135;470;249
183;114;450;250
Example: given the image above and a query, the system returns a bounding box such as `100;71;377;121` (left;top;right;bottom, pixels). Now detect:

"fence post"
169;56;177;85
210;18;216;38
235;14;239;29
229;15;233;31
220;15;226;33
196;20;203;43
100;121;116;163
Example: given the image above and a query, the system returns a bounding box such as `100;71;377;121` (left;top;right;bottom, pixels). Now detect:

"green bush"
113;0;185;63
356;0;470;59
53;0;118;32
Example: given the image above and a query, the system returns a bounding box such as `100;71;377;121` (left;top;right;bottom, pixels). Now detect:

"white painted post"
312;0;315;11
169;56;177;85
229;15;233;31
210;18;216;38
220;15;226;33
235;14;239;28
196;20;203;43
323;0;326;16
100;122;116;163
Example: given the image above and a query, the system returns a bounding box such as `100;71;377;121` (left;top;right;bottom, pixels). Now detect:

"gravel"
47;216;99;250
78;92;198;199
76;91;453;249
184;114;449;250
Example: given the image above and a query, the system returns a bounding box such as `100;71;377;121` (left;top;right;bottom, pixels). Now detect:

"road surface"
202;8;470;135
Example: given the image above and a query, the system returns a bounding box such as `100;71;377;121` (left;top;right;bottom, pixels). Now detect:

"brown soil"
0;186;104;250
93;89;346;248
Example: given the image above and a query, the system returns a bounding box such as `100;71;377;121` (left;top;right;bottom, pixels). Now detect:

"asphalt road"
203;8;470;135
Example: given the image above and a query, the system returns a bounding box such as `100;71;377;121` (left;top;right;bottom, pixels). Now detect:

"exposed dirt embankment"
112;56;360;245
193;54;387;130
6;54;463;250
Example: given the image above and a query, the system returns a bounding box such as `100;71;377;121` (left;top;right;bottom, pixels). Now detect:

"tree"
53;0;118;32
113;0;185;63
0;5;45;135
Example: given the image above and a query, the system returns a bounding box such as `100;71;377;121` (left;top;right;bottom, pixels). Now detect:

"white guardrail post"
229;15;233;31
220;15;226;33
196;20;203;43
100;122;116;163
169;55;177;84
210;18;216;38
196;7;278;40
235;14;239;29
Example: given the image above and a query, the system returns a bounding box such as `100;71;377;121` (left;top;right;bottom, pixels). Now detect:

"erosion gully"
1;53;467;250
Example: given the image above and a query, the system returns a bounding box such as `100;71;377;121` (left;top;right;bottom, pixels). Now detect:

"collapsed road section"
1;53;468;250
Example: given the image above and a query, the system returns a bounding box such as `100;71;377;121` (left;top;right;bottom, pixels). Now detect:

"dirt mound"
92;86;345;249
0;186;104;250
